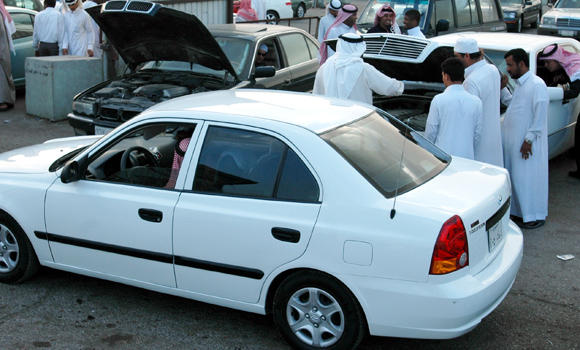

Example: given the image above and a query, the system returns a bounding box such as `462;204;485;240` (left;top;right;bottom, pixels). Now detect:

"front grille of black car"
556;17;580;28
364;36;428;59
104;0;126;11
100;108;140;122
126;1;154;12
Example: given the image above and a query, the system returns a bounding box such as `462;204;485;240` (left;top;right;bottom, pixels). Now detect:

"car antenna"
390;136;407;219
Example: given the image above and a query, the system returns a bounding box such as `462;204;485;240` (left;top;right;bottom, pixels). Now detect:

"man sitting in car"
255;43;268;67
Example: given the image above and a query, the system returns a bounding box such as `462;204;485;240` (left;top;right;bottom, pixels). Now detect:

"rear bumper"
344;220;523;339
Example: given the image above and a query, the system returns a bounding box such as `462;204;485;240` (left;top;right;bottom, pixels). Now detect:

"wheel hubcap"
0;224;19;273
286;287;344;348
298;6;304;17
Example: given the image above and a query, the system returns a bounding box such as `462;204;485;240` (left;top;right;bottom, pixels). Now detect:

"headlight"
542;16;556;25
72;100;97;116
504;12;516;19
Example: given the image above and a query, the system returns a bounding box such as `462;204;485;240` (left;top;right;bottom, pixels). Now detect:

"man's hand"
501;74;509;89
62;48;69;55
87;49;94;57
520;140;533;160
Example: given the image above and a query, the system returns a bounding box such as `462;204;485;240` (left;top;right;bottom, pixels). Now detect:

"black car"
357;0;506;37
502;0;543;32
68;0;320;135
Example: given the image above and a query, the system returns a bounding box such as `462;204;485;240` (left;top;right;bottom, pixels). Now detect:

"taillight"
429;215;469;275
285;2;292;5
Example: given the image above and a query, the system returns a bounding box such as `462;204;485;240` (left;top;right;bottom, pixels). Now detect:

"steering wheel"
120;146;159;171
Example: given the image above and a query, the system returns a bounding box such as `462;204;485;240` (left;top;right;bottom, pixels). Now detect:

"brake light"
429;215;469;275
285;2;292;5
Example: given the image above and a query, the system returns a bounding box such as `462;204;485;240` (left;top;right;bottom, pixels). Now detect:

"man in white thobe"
61;0;94;57
33;0;64;56
454;38;503;167
318;4;358;64
317;0;341;44
83;0;102;58
403;9;425;39
313;33;404;104
425;57;482;159
503;48;549;229
251;0;265;20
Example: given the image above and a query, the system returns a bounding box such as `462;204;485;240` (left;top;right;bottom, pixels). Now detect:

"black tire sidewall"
272;271;366;350
0;214;36;284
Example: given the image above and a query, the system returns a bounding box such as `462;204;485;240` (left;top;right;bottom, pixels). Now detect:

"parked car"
68;0;320;135
4;0;42;12
538;0;580;38
357;32;579;159
7;6;36;88
0;89;523;350
357;0;506;37
501;0;543;32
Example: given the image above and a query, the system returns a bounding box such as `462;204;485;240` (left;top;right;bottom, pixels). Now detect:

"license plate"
559;30;575;37
488;221;504;252
94;125;113;135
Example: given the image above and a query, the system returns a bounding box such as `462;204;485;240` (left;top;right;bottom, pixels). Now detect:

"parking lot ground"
0;93;579;349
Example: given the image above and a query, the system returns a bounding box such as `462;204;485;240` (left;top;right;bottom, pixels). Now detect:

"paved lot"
0;86;579;349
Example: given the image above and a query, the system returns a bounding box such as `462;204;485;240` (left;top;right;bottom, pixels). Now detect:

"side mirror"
61;155;88;183
254;66;276;78
436;19;450;33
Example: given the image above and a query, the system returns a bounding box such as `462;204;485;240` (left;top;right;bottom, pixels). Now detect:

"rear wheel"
266;10;280;24
272;271;366;350
0;213;39;284
295;3;306;17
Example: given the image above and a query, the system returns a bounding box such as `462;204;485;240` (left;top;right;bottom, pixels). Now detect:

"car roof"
433;32;579;53
208;24;304;39
144;89;374;134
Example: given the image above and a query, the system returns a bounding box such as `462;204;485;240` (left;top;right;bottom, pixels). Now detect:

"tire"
272;271;366;350
0;213;39;284
266;10;280;24
295;3;306;18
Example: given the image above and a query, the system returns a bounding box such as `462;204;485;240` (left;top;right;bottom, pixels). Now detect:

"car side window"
305;36;319;60
193;126;319;202
85;123;196;189
434;0;456;29
455;0;479;26
255;39;282;70
11;13;33;40
279;33;312;66
480;0;500;22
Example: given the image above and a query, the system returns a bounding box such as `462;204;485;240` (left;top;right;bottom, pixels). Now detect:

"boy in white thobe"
425;57;482;159
313;33;404;104
503;48;549;229
454;38;503;167
62;0;94;57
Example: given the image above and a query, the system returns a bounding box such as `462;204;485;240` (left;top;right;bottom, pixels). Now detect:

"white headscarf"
321;33;367;99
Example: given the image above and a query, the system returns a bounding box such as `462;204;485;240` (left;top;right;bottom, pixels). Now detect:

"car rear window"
321;110;449;198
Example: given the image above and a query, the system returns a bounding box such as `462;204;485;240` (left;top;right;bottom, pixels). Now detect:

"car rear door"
172;123;322;303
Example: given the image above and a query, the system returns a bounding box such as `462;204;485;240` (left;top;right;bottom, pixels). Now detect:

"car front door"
278;33;319;92
172;123;322;303
10;10;35;86
43;121;202;287
254;38;293;90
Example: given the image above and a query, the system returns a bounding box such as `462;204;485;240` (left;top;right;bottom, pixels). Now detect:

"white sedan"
0;90;522;349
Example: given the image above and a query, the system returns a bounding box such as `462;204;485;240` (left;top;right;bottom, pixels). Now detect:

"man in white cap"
313;33;404;104
319;4;358;64
61;0;94;57
317;0;341;44
255;43;268;67
454;37;503;167
425;57;482;159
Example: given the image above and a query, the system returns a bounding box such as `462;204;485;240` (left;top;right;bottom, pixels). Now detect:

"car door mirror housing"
61;155;88;183
255;66;276;78
436;19;450;33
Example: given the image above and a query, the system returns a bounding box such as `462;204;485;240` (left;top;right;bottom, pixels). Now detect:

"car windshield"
321;110;449;198
484;49;516;88
358;0;429;31
139;37;251;78
556;0;580;7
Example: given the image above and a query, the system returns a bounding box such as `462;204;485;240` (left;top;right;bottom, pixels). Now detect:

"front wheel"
0;213;39;284
266;10;280;24
272;271;366;350
295;3;306;17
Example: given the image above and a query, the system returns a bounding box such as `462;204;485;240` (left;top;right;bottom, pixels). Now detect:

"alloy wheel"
0;223;19;273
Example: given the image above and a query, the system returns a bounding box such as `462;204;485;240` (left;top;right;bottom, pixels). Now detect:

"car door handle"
138;208;163;223
271;227;300;243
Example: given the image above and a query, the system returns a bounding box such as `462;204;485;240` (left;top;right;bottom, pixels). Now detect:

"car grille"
127;1;154;13
364;36;428;59
104;0;126;11
104;0;157;14
556;17;580;28
100;107;140;122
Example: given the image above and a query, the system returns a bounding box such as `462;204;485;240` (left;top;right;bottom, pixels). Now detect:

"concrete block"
25;56;103;121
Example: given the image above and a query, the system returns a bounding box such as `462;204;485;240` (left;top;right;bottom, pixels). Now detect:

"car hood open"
87;1;238;79
0;136;99;174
